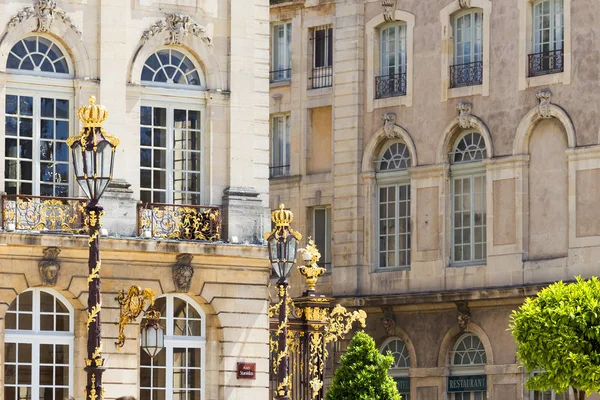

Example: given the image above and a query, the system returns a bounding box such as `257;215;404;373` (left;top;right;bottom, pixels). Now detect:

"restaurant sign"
448;375;487;392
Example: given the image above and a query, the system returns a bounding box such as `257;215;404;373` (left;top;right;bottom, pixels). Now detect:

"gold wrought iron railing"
1;194;88;233
137;202;221;242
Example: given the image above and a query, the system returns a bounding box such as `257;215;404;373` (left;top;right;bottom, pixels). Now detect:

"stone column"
332;0;364;295
224;0;271;244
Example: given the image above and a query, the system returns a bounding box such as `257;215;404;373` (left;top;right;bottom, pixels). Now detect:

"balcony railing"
137;202;221;242
270;68;291;83
528;49;563;77
1;194;88;233
269;165;290;178
310;66;333;89
450;61;483;88
375;73;407;99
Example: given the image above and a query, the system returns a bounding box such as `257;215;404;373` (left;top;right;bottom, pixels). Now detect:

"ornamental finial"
78;95;109;128
271;204;294;227
297;238;326;292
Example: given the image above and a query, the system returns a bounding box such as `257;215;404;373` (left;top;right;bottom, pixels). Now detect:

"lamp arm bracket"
115;285;159;350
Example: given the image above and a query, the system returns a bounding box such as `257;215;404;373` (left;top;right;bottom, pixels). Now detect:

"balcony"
270;68;291;83
1;194;88;233
450;61;483;88
310;66;333;89
528;49;563;77
137;202;221;242
375;73;407;99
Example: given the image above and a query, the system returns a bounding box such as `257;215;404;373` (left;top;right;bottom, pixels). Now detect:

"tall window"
451;132;486;265
311;25;333;89
380;338;411;400
449;334;487;400
376;23;407;99
4;289;74;400
140;295;205;400
271;23;292;82
4;36;72;197
312;207;332;272
450;10;483;88
377;142;411;269
270;114;290;177
529;0;564;76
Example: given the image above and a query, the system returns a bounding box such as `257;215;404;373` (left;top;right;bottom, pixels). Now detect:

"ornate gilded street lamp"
67;96;119;400
265;204;302;400
115;286;165;359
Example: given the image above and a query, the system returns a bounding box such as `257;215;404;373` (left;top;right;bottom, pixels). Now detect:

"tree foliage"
510;276;600;399
326;331;401;400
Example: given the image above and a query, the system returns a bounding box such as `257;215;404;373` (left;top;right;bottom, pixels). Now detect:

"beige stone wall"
0;234;270;400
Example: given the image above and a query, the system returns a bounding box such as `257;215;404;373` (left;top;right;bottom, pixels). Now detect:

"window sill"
447;84;483;100
270;80;291;88
269;174;302;183
307;86;332;97
521;71;567;90
448;261;486;268
374;266;411;273
368;94;412;112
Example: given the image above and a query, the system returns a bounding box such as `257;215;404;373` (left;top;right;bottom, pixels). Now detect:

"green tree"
326;331;401;400
510;276;600;400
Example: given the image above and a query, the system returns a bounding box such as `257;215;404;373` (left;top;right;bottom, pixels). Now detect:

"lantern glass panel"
268;236;280;277
284;235;297;277
141;324;165;358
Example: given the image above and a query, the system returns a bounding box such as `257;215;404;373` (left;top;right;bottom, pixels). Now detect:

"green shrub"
326;331;401;400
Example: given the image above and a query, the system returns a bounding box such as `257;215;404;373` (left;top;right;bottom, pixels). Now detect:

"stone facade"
0;0;270;399
269;0;600;399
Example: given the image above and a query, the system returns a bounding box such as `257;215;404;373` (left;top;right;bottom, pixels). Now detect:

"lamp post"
67;96;120;400
265;204;301;400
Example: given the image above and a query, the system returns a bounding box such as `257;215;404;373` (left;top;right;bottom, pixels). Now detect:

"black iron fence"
528;49;563;77
270;165;290;178
450;61;483;88
1;194;88;233
270;68;292;83
137;202;221;241
375;73;407;99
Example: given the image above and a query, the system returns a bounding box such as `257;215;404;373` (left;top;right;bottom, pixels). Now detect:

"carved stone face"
173;264;194;292
458;313;471;331
39;262;59;286
382;317;395;336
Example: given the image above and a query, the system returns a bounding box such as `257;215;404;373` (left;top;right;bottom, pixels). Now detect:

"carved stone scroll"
456;101;474;129
382;0;397;22
7;0;82;37
459;0;471;8
382;112;398;138
536;89;553;119
141;13;212;48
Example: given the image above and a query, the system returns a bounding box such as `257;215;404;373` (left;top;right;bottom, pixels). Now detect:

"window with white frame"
140;295;205;400
529;0;564;76
140;105;203;204
310;25;333;89
451;132;486;265
376;23;407;99
312;206;332;272
4;289;74;400
531;388;568;400
141;49;202;87
4;35;72;197
270;114;290;177
380;338;411;400
448;334;487;400
271;23;292;82
377;142;411;269
450;10;483;88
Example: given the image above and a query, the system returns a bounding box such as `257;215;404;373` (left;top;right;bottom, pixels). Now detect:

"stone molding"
141;13;212;47
7;0;82;37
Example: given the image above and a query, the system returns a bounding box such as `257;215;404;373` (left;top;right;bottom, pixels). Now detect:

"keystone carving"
141;14;212;48
382;112;398;138
459;0;471;8
7;0;82;37
173;253;194;293
381;306;396;336
382;0;397;22
39;247;61;286
455;300;471;332
456;101;474;129
536;89;553;119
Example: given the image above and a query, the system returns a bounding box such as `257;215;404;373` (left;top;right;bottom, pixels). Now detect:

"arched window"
141;49;202;87
140;295;205;399
450;132;487;265
448;334;487;400
4;35;73;197
139;48;205;205
377;142;411;269
4;289;74;400
380;338;411;399
7;36;70;76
